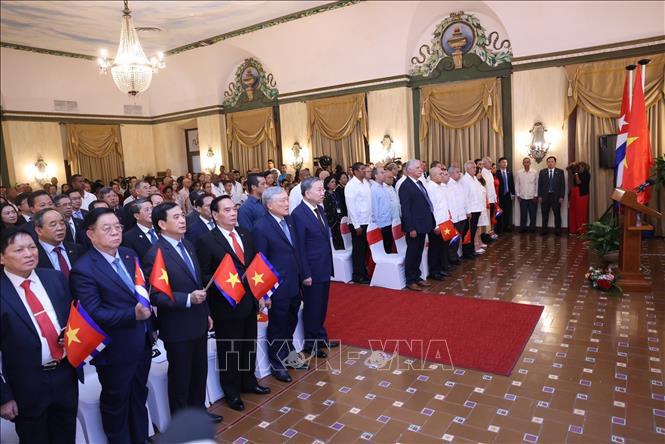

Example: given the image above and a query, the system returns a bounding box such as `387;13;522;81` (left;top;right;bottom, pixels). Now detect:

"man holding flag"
143;202;220;422
197;195;270;412
71;208;153;444
0;227;80;443
426;166;453;281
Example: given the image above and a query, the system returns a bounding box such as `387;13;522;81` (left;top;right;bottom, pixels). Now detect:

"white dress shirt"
481;168;497;204
200;215;215;230
515;169;538;199
425;180;451;225
443;180;467;223
39;240;72;272
459;173;486;213
123;195;136;206
288;183;303;215
82;190;96;211
217;226;244;252
344;176;372;226
232;182;245;205
4;269;63;364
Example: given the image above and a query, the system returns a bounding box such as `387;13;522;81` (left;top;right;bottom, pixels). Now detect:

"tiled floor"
208;233;665;443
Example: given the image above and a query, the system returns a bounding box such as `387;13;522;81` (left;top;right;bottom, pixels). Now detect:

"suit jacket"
398;177;435;234
0;269;81;409
16;214;31;226
537;168;566;200
37;240;84;270
251;214;303;300
122;225;154;260
196;227;258;321
64;217;84;245
292;202;333;283
497;170;516;197
143;237;209;343
185;212;212;246
70;246;153;366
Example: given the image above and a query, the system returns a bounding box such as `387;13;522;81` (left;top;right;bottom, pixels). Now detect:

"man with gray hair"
444;165;467;264
370;166;394;253
33;208;84;275
398;159;435;291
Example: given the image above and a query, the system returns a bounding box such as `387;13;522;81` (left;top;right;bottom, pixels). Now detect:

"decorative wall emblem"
223;58;279;107
410;11;512;76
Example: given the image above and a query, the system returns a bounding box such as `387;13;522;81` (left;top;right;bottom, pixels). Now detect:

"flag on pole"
211;254;246;307
438;219;460;245
245;252;281;300
615;71;631;187
622;65;653;205
65;301;110;368
149;248;174;301
133;257;150;308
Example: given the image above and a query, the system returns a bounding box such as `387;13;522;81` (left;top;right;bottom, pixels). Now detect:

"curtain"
421;78;502;165
226;108;278;174
307;93;368;167
67;124;124;184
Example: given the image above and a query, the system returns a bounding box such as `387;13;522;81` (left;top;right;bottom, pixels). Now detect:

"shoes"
417;280;432;287
475;248;486;254
226;397;245;411
555;231;561;236
325;340;340;348
286;362;310;371
242;385;271;395
206;412;223;423
353;278;370;285
304;348;327;358
272;369;292;383
407;283;423;291
428;274;445;281
462;254;475;260
449;258;461;265
480;243;488;248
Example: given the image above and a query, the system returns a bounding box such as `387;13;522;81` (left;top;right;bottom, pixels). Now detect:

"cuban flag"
615;71;631;188
133;257;151;308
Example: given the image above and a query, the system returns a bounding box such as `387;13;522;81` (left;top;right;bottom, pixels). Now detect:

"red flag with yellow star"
149;248;173;301
438;219;461;245
65;301;110;368
212;254;246;307
246;252;281;300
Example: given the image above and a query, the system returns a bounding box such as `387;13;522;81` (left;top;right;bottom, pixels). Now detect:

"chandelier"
98;0;165;96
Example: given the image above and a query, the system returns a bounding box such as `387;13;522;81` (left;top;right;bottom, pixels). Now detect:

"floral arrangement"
585;266;622;293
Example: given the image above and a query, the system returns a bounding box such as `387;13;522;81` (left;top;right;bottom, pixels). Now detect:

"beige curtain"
226;108;278;173
67;124;124;184
421;78;502;165
307;93;368;166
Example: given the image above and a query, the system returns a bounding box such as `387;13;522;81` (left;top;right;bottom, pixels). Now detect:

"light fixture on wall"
290;142;304;170
98;0;166;96
32;156;50;184
528;122;550;164
204;146;217;173
381;134;396;162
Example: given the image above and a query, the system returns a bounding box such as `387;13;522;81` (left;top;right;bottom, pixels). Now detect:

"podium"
611;188;662;292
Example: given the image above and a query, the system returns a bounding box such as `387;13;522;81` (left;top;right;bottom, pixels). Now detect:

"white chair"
255;320;272;379
331;218;353;283
293;304;305;352
392;219;429;280
205;337;224;407
147;340;171;431
0;416;86;444
366;223;405;290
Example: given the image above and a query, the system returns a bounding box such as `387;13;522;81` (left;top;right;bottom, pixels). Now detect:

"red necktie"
54;246;70;279
229;232;245;264
20;280;64;361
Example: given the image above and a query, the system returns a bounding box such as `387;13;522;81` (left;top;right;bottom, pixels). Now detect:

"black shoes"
242;385;271;395
273;369;292;383
352;278;370;285
286;362;310;371
304;348;327;358
226;397;245;411
206;412;223;423
325;340;340;348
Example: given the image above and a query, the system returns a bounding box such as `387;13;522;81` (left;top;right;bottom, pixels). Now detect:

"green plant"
653;155;665;187
582;219;619;257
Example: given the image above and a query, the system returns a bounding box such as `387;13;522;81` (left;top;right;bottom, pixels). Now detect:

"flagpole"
626;64;636;110
638;59;650;90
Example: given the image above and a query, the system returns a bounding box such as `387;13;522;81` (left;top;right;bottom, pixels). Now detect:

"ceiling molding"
0;42;95;61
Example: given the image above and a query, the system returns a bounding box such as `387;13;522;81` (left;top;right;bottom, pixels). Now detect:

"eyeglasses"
97;224;123;234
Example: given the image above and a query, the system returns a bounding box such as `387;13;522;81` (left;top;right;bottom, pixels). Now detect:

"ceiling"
0;1;333;57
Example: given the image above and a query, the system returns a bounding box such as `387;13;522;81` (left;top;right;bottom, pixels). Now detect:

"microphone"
633;179;655;193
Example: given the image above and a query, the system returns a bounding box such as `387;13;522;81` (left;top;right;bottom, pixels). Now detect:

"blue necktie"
548;170;554;193
208;220;216;230
279;219;293;246
177;242;198;283
503;171;509;195
112;258;135;292
147;228;158;244
416;180;434;213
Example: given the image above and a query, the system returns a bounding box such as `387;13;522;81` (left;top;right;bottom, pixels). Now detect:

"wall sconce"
290;142;304;170
204;146;217;173
33;156;50;184
381;134;395;162
528;122;550;164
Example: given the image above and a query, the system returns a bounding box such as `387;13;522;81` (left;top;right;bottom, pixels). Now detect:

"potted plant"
582;211;619;263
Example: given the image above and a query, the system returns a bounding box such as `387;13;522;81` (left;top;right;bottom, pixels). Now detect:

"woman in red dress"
567;161;591;234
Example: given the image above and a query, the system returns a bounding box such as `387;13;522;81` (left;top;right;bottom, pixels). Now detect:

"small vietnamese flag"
438;220;460;245
65;301;110;368
149;248;174;301
246;252;281;300
212;254;246;307
462;227;472;245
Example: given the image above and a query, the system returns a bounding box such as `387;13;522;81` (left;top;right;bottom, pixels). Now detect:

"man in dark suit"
53;194;84;245
185;193;215;246
33;208;84;276
292;178;338;357
496;157;515;234
67;189;88;221
71;208;154;444
537;156;566;235
0;227;80;444
197;196;270;411
142;202;221;422
398;159;435;291
252;187;307;383
13;192;32;226
122;198;157;260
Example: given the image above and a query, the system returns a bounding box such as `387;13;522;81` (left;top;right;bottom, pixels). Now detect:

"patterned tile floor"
208;234;665;443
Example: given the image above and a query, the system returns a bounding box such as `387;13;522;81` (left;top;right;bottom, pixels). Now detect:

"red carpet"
326;283;543;376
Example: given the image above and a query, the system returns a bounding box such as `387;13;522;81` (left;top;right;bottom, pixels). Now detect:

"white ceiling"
0;0;332;57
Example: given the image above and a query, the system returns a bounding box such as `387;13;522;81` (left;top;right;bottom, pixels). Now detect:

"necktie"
208;220;216;230
503;171;509;194
53;246;70;278
69;220;76;238
416;180;434;213
147;228;158;244
73;211;83;220
228;232;245;263
314;207;325;230
20;280;63;361
279;219;293;246
548;170;554;192
177;242;198;283
112;258;135;291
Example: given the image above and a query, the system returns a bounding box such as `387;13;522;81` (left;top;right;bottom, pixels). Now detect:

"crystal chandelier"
98;0;165;96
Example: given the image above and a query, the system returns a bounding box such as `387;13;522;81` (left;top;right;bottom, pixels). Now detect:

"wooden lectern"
611;188;662;292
